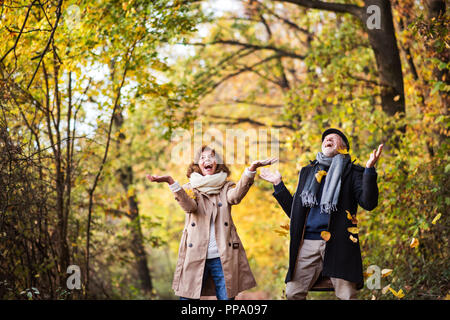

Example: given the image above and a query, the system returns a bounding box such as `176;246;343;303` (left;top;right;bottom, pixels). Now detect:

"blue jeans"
180;257;234;300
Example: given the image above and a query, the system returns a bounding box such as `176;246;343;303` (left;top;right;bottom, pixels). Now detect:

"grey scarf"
300;152;350;214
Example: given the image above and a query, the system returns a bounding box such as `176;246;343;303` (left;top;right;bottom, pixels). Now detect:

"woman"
147;145;277;300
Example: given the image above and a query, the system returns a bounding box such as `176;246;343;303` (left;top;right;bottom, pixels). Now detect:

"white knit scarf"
189;171;228;194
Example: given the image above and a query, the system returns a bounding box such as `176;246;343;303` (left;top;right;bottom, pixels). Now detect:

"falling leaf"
184;188;196;200
347;227;359;234
349;234;358;243
315;170;327;183
393;95;401;101
346;210;353;220
346;210;358;224
321;231;331;241
410;237;419;248
388;287;405;299
382;284;391;294
274;230;289;237
337;148;349;155
381;269;393;277
432;213;441;225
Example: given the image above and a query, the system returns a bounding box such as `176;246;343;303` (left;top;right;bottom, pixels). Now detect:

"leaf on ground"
381;269;393;277
388;287;405;298
432;213;441;225
410;237;419;248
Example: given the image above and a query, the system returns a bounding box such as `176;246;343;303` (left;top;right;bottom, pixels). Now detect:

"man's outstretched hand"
259;167;282;185
366;144;383;168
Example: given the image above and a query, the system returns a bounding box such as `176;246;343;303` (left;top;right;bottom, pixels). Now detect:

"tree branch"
207;114;295;130
188;40;306;60
27;0;63;89
273;0;364;20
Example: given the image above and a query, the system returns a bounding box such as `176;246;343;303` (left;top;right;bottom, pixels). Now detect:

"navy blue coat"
273;160;378;289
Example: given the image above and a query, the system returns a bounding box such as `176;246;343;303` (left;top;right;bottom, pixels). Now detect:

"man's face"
198;149;218;175
322;133;345;157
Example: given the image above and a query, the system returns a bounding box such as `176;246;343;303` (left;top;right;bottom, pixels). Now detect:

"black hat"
322;128;350;151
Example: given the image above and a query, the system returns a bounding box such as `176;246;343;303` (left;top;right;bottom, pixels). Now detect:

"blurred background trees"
0;0;448;299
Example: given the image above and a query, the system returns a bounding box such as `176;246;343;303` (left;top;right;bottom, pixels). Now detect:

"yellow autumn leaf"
321;231;331;241
184;188;196;200
393;95;401;101
315;170;327;183
346;210;358;224
388;287;405;298
349;234;358;243
410;237;419;248
363;269;374;278
274;229;288;237
337;148;349;155
346;210;352;220
347;227;359;234
381;269;393;277
432;213;441;225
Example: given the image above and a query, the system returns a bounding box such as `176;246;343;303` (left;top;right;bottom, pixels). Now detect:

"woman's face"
198;149;218;175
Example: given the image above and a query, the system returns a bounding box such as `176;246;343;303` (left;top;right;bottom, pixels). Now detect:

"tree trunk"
363;0;405;117
114;112;153;294
118;165;153;294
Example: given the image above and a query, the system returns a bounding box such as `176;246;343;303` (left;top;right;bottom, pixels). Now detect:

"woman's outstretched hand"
146;174;175;185
259;167;282;186
249;157;278;172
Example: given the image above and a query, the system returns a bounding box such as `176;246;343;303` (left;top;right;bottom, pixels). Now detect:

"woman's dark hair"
186;145;231;178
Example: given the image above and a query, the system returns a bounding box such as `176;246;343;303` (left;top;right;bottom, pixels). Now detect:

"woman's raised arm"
146;174;197;214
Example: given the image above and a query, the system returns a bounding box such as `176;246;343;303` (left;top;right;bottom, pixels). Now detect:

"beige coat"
171;171;257;299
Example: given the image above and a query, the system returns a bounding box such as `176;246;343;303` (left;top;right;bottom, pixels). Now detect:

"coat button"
188;243;193;248
228;242;231;247
218;202;222;207
224;222;228;227
191;222;196;227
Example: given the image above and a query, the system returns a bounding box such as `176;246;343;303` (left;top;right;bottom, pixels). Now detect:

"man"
260;128;383;300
